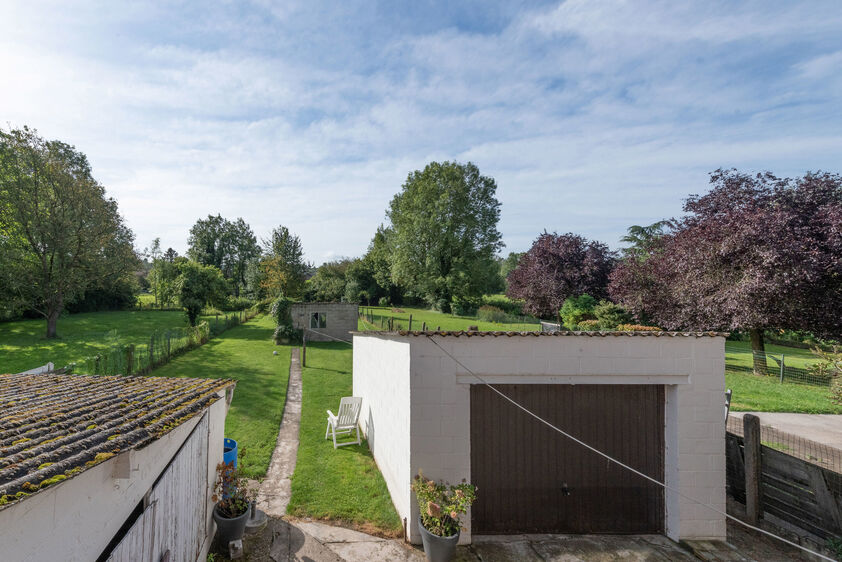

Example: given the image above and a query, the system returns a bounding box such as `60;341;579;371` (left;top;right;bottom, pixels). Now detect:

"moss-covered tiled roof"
0;373;234;508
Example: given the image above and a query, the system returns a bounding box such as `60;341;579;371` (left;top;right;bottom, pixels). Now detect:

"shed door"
470;384;664;534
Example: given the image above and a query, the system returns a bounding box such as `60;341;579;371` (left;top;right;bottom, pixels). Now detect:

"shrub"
477;305;509;324
559;294;597;330
481;294;524;316
223;295;254;311
593;300;632;330
616;324;661;331
256;298;274;314
411;470;476;538
577;319;600;331
451;298;479;316
273;324;303;345
378;296;390;307
270;296;293;327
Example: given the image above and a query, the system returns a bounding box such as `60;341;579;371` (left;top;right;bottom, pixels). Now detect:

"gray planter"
418;516;460;562
214;504;249;545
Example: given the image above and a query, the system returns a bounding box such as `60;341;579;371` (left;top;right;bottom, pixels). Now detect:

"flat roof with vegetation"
0;373;234;508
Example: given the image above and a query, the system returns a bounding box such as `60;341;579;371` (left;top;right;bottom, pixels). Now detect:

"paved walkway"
729;412;842;449
257;347;303;517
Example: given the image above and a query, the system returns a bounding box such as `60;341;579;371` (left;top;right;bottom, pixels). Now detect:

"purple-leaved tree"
506;232;616;319
609;169;842;374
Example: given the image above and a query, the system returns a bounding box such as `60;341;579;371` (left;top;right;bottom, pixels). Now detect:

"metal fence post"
780;355;785;383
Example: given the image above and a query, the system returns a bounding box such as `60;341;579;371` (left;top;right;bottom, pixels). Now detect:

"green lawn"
359;305;540;332
288;341;402;536
152;314;291;478
726;371;842;414
0;309;214;374
725;340;818;371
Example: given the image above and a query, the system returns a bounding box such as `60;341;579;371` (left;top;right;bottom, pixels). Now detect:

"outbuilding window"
310;312;327;329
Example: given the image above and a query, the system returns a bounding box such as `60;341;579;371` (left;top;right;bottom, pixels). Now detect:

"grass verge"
287;341;402;536
152;314;291;478
726;371;842;414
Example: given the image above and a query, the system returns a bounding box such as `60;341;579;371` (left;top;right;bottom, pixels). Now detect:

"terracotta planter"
418;516;460;562
213;504;249;545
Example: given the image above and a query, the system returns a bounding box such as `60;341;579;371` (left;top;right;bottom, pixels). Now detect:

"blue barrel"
223;438;238;467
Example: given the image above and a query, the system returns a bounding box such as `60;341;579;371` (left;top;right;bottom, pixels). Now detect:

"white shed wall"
352;336;412;529
354;333;726;544
0;392;229;562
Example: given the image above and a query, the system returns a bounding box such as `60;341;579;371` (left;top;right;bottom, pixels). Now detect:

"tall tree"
175;260;228;326
187;214;230;270
506;232;616;319
0;127;138;337
261;225;309;298
619;221;669;260
226;218;260;296
387;161;503;310
609;169;842;373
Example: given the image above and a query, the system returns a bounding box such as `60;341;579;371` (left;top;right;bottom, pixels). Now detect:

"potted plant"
212;461;256;546
411;470;476;562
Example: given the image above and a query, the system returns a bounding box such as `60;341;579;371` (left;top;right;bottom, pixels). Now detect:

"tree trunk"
46;307;61;339
750;328;767;376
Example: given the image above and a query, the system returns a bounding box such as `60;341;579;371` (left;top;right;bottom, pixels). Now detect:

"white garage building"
352;330;726;545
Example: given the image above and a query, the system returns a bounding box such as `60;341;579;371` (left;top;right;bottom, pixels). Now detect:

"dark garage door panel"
470;384;664;534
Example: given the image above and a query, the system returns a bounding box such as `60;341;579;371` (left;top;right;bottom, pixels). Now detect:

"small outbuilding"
352;330;726;545
0;372;235;562
291;302;358;342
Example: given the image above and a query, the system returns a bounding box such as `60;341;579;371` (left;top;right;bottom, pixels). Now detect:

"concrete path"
729;412;842;449
257;347;303;517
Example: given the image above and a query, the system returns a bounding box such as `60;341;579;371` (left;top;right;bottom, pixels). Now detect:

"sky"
1;1;841;264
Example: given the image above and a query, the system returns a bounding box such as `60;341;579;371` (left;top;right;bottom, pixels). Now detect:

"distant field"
358;305;541;332
0;309;213;374
726;371;841;414
725;340;817;371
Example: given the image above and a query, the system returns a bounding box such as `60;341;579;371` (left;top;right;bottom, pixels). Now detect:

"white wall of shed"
352;335;412;536
352;333;726;544
0;393;229;562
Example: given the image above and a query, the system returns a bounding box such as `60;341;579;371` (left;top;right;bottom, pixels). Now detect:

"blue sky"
2;1;841;264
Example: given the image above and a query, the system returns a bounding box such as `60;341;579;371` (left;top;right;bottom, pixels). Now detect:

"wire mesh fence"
357;307;541;332
725;346;833;387
74;306;259;376
727;414;842;474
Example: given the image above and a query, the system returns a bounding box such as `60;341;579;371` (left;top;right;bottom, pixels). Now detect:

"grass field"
152;314;291;478
287;341;402;536
0;309;214;374
359;305;540;332
725;340;817;371
726;370;841;413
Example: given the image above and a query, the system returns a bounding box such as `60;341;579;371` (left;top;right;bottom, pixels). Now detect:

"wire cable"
423;334;833;562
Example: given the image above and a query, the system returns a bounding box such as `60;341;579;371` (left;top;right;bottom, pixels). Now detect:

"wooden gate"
470;384;664;534
108;413;210;562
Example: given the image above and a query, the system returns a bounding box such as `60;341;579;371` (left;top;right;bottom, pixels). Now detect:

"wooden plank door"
470;384;664;534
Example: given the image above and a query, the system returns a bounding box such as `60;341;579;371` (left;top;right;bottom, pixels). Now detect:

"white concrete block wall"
352;335;413;528
292;303;358;342
353;332;726;544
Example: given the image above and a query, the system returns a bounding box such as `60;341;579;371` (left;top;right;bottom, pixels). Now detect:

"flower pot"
214;504;249;545
418;516;460;562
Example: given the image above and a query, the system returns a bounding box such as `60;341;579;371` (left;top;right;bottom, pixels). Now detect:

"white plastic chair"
325;396;362;448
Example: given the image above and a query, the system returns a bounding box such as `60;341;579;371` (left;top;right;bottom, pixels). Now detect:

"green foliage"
0;126;139;337
577;319;600;330
499;252;523;288
559;294;597;330
212;460;257;518
477;305;508;324
387;161;503;308
808;346;842;404
450;297;479;317
593;300;632;330
273;324;302;344
223;295;254;311
378;296;390;307
261;225;309;298
270;295;293;327
620;221;669;260
412;470;476;537
305;259;353;302
175;261;229;326
187;215;259;295
481;294;525;316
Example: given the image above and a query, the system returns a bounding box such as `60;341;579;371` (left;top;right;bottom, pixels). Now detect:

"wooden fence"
727;414;842;541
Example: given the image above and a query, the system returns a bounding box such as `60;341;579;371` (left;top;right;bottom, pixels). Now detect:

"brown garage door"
471;384;664;534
